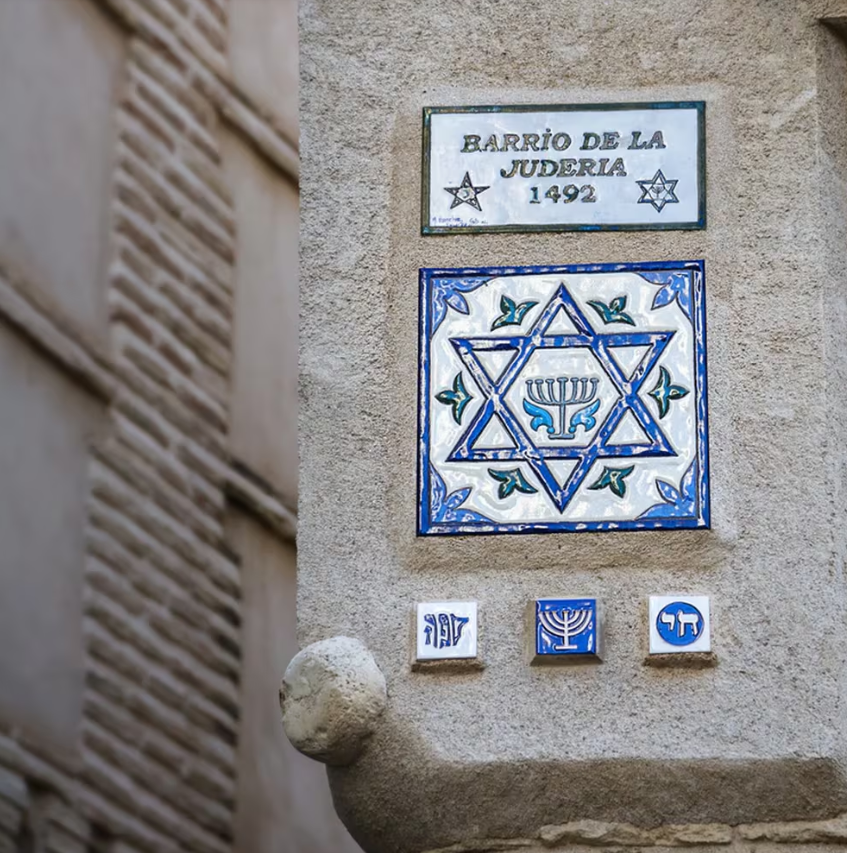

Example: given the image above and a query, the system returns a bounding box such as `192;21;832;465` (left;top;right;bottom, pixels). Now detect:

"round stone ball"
279;636;387;766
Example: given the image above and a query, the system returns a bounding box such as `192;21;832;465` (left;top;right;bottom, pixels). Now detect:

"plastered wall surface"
224;129;300;507
0;0;124;344
0;327;104;754
228;0;298;143
299;1;847;851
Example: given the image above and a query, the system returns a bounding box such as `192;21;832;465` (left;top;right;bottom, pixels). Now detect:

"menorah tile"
415;601;478;661
534;598;601;661
418;261;709;535
648;595;711;654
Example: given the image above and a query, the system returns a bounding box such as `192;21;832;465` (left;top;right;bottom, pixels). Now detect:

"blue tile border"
417;260;710;536
536;598;600;658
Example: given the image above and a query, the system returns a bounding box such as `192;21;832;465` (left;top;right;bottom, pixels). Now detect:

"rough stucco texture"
299;1;847;851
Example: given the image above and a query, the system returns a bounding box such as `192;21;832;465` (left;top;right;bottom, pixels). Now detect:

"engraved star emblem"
445;172;489;211
636;169;679;213
446;282;679;513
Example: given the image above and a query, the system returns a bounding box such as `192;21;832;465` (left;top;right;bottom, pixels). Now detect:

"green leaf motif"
435;372;473;424
488;467;538;499
491;295;538;330
588;465;635;499
648;366;689;419
587;295;636;326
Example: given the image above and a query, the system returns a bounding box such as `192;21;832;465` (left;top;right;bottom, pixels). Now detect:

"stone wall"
0;0;359;851
299;1;847;851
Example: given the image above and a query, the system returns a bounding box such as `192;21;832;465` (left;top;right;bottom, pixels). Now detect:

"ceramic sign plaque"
649;595;711;654
417;261;709;535
421;102;705;234
416;601;478;661
534;598;602;662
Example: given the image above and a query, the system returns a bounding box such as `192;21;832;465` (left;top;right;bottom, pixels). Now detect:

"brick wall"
0;0;304;850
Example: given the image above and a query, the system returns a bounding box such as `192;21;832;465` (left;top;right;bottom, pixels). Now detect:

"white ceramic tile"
423;103;704;232
648;595;711;654
418;262;709;535
416;601;478;661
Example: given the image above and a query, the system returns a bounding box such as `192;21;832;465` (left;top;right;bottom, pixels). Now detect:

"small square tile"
649;595;711;654
418;261;710;535
535;598;601;661
416;601;478;661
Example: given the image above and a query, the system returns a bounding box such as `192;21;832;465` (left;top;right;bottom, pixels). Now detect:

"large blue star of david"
446;282;678;513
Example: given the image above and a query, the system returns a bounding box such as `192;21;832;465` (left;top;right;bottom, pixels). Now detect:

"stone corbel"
279;637;387;766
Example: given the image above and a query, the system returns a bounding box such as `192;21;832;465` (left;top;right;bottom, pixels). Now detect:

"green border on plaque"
420;101;706;236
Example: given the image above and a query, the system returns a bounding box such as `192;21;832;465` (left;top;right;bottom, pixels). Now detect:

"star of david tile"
636;169;679;213
418;262;710;535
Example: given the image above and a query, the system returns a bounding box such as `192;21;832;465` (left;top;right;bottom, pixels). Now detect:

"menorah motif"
538;607;593;651
525;376;599;440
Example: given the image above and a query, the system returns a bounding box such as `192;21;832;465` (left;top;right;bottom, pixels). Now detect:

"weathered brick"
118;144;235;260
85;623;151;688
85;581;240;702
119;333;228;427
164;157;233;224
43;828;89;853
86;559;147;619
0;766;28;811
121;338;174;389
86;503;240;630
115;179;158;224
112;389;175;450
113;359;229;458
85;664;235;774
130;40;214;133
112;260;230;377
0;0;300;849
195;0;226;28
156;198;235;268
188;3;227;55
180;144;233;207
109;300;156;346
123;235;232;316
0;735;75;794
87;528;171;609
131;57;220;150
112;418;221;510
0;798;23;837
75;776;181;853
86;648;235;800
90;460;237;586
82;752;228;853
96;423;227;545
122;97;179;153
113;415;225;515
158;265;233;346
115;209;188;284
31;794;90;846
122;0;184;52
82;724;232;837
